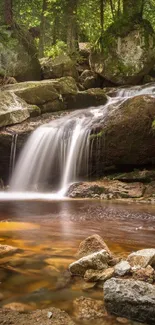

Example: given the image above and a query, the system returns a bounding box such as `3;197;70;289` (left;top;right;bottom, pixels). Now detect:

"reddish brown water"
0;199;155;324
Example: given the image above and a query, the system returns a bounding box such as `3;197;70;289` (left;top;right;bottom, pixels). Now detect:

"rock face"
127;249;155;268
90;95;155;173
69;250;110;276
0;27;41;82
76;234;111;258
40;54;78;80
104;278;155;323
0;91;30;127
90;21;155;85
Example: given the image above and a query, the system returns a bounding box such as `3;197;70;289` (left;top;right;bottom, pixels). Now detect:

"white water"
0;82;154;199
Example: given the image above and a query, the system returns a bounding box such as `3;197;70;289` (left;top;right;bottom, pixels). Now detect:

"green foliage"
44;40;67;57
0;0;155;58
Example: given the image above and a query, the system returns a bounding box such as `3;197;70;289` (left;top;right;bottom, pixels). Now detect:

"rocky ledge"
67;169;155;203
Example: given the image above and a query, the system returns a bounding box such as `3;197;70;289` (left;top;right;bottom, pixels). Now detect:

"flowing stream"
5;83;155;196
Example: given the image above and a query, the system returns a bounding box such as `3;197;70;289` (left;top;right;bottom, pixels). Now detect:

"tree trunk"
100;0;104;33
123;0;143;19
39;0;47;58
66;0;79;55
4;0;13;25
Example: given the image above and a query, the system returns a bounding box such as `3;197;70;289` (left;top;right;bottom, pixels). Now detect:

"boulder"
76;234;111;258
0;91;30;127
40;54;78;80
73;296;105;320
79;70;102;89
0;26;41;82
127;248;155;268
114;261;131;276
104;278;155;323
69;250;110;276
84;267;114;282
2;77;78;113
90;95;155;174
90;21;155;85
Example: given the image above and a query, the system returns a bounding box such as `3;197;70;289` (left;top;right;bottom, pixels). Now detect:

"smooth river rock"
69;250;110;276
104;278;155;323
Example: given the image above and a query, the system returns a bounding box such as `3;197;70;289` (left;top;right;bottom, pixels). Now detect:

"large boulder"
40;54;78;80
0;26;41;81
104;278;155;323
90;21;155;85
90;95;155;174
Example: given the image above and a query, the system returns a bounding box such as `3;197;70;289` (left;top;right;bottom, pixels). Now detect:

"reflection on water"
0;199;155;324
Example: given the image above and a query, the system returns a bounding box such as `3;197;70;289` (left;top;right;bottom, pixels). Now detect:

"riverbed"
0;198;155;324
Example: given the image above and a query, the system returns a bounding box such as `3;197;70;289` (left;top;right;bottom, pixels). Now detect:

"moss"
152;120;155;130
90;129;105;140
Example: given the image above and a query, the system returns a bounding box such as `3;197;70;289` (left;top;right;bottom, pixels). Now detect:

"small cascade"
9;83;155;195
9;133;18;177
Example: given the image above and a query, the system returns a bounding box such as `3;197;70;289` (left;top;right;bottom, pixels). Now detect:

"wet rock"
68;180;144;199
0;244;18;256
0;307;75;325
69;250;110;276
104;278;155;323
73;296;105;320
0;26;41;82
76;234;111;258
90;21;155;85
114;261;131;276
132;265;155;283
40;54;78;80
127;248;155;268
84;267;114;282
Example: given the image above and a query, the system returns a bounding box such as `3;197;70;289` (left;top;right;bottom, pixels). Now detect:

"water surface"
0;199;155;324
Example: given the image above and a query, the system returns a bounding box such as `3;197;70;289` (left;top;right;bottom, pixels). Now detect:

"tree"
4;0;13;25
66;0;79;54
123;0;144;19
39;0;47;57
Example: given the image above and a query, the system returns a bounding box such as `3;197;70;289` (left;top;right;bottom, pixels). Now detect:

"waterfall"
9;133;18;177
9;83;155;195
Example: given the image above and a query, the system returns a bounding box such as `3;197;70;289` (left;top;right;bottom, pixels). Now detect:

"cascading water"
9;133;18;177
9;83;155;196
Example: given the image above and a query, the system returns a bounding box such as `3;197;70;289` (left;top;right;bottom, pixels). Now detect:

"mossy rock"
40;54;78;80
90;95;155;175
90;20;155;85
0;26;41;82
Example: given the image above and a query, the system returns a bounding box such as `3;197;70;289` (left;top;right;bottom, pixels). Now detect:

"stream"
0;198;155;324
